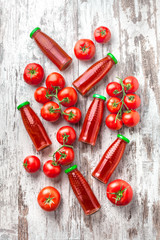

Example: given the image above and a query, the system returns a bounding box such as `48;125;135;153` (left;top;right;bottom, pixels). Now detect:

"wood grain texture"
0;0;160;239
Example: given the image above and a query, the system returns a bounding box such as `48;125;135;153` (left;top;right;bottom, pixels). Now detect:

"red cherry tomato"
107;179;133;206
124;94;141;109
74;39;96;60
122;110;140;127
106;82;122;97
55;147;74;166
63;107;81;124
41;102;61;122
43;160;61;178
37;186;61;211
107;97;122;113
105;114;123;130
34;87;52;104
56;126;76;145
23;63;44;85
94;26;111;43
23;155;40;173
46;72;65;93
123;76;139;93
58;87;78;107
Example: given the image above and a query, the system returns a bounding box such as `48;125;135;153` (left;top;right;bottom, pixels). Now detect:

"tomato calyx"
63;110;75;120
128;95;135;101
107;185;128;203
125;83;132;91
80;44;90;53
52;135;73;164
114;77;130;122
113;89;121;95
27;67;38;78
59;97;69;104
49;106;61;113
44;194;55;207
99;28;106;36
23;162;28;169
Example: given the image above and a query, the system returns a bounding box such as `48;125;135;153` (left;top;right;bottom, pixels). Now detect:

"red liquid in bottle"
30;27;72;71
92;135;130;184
73;53;117;95
79;94;106;146
65;165;101;215
17;101;52;151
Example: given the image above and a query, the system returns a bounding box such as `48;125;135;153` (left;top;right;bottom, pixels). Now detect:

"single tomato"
23;63;44;85
94;26;111;43
105;114;123;130
74;39;95;60
57;126;76;145
106;82;122;97
23;155;40;173
55;147;74;166
124;94;141;109
63;107;81;123
34;87;52;104
107;179;133;206
41;101;61;122
37;186;61;211
122;110;140;127
123;76;139;93
43;160;61;178
58;87;78;107
107;97;122;113
46;72;65;93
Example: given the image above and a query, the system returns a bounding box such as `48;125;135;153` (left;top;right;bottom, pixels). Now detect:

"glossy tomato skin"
105;114;123;130
124;94;141;109
43;160;61;178
107;179;133;206
34;87;52;104
63;107;81;123
74;39;95;60
23;155;40;173
107;97;122;113
23;63;44;85
41;101;61;122
58;87;78;107
56;126;76;145
37;186;61;211
55;147;74;165
94;26;111;43
123;76;139;93
122;110;140;127
106;82;122;97
46;72;65;92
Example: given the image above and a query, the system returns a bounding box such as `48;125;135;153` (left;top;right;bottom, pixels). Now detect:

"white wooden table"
1;0;160;239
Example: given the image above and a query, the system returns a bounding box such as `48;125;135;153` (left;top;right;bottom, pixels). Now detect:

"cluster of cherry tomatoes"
74;26;111;61
23;126;76;210
23;126;76;175
105;76;141;130
23;63;81;124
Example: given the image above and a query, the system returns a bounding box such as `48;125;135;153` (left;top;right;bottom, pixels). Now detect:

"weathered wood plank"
0;0;160;239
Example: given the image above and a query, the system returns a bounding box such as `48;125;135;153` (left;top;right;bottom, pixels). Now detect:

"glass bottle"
79;94;106;146
30;27;72;71
92;134;130;184
65;165;101;215
17;101;52;151
73;53;117;95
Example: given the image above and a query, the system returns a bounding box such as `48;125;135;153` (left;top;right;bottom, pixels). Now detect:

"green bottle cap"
117;134;130;143
17;101;30;110
107;53;118;64
30;27;41;38
65;165;77;174
93;94;106;101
